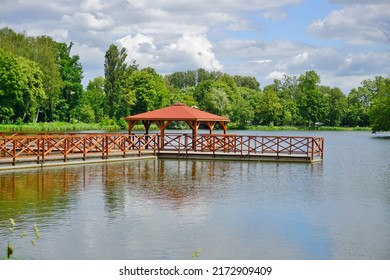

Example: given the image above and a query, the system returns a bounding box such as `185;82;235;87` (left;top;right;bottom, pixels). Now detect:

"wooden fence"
160;133;324;161
0;133;157;166
0;133;324;166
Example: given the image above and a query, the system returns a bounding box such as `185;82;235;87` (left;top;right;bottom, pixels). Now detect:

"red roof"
124;103;230;122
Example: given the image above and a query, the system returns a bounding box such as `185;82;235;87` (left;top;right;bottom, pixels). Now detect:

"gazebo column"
127;120;139;135
204;121;216;134
155;120;172;149
142;121;152;149
218;121;228;134
185;121;201;151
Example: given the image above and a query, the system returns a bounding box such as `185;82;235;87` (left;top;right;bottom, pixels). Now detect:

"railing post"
306;138;310;159
311;137;314;161
41;137;45;164
12;138;16;166
83;137;86;161
184;134;188;155
37;138;40;164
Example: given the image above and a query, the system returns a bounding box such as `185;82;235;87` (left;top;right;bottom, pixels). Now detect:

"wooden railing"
0;133;324;166
0;133;157;165
159;133;324;161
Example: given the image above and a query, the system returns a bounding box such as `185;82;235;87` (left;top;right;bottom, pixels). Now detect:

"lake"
1;130;389;260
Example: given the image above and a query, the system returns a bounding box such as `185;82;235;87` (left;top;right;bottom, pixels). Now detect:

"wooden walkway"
0;133;324;169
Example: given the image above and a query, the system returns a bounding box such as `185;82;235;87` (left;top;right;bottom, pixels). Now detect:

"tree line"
0;27;389;132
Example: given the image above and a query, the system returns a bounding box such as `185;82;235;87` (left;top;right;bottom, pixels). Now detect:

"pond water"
0;130;389;260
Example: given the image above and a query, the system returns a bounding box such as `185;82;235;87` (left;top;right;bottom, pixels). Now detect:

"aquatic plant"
2;218;40;259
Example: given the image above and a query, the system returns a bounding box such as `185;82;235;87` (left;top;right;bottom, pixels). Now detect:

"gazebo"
124;103;230;149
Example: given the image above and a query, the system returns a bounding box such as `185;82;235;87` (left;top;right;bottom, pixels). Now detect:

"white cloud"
266;71;286;81
166;34;223;71
250;60;272;65
308;3;390;45
62;12;115;31
80;0;107;11
117;34;158;66
0;0;387;93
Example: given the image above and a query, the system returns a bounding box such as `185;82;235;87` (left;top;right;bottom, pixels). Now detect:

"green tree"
77;77;106;122
0;28;64;121
128;68;170;115
345;87;371;127
368;76;390;132
168;86;198;107
104;44;129;119
230;95;254;128
0;49;45;123
203;87;231;116
165;70;196;89
233;75;260;90
256;86;283;125
321;86;347;126
55;42;83;122
296;71;329;127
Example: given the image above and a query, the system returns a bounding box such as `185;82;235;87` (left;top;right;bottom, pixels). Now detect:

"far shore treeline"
0;27;389;133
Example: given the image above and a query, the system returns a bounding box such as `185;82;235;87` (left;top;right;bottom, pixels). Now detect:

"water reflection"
1;131;390;260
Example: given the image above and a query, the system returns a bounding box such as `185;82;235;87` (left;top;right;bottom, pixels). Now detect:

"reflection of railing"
0;133;157;165
159;133;324;161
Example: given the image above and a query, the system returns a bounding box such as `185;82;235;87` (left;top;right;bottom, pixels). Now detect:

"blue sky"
1;0;389;93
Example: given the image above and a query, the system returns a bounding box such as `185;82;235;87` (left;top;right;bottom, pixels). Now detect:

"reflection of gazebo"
124;102;230;144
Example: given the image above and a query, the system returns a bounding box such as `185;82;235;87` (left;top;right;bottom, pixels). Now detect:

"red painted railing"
0;133;324;166
159;133;324;161
0;133;157;165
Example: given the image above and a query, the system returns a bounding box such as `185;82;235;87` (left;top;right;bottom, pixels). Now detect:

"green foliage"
296;71;329;127
0;27;387;131
127;68;170;115
55;42;84;122
256;86;283;125
104;44;132;119
369;76;390;132
0;48;46;123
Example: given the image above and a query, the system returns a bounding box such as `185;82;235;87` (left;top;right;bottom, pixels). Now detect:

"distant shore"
0;122;371;134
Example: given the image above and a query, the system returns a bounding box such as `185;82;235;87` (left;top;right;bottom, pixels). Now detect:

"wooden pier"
0;132;324;169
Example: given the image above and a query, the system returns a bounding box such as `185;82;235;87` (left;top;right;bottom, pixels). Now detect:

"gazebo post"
127;120;138;135
155;120;172;150
218;121;227;134
185;121;200;151
142;121;152;149
204;121;216;134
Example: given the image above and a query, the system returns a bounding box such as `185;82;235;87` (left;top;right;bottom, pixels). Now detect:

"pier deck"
0;133;324;169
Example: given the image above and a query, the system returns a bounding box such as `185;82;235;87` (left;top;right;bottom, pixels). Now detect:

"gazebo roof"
124;103;230;122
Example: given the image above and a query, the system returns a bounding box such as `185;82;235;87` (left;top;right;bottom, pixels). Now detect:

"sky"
1;0;389;94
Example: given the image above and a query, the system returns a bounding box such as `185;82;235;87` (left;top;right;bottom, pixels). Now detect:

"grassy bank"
0;122;371;134
228;123;371;131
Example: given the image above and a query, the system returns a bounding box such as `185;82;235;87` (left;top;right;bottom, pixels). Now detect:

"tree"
321;86;347;126
78;77;106;122
55;42;84;122
345;87;371;127
230;95;254;128
128;68;170;115
233;75;260;90
296;71;329;127
0;28;64;121
256;86;283;125
104;44;129;119
0;48;45;123
368;76;390;132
